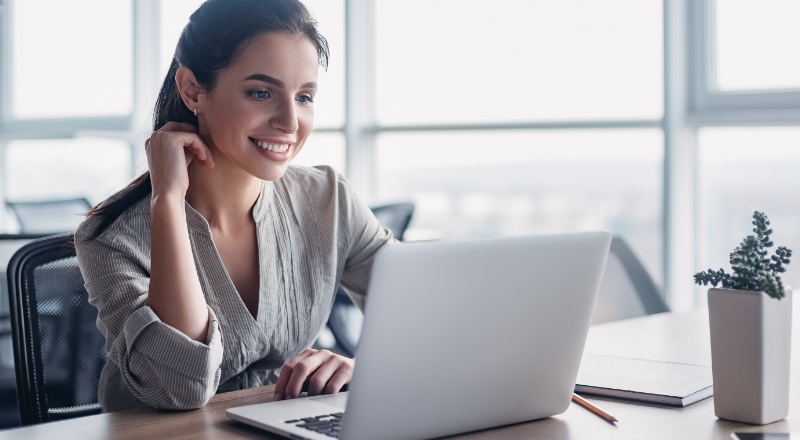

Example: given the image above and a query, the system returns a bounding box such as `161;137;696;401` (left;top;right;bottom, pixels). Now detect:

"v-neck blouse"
74;166;394;412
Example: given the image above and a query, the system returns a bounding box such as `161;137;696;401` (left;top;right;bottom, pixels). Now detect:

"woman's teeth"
253;139;289;153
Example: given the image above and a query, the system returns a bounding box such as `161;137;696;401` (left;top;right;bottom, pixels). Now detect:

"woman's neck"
184;157;262;234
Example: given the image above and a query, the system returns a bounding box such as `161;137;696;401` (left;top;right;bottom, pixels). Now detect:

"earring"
193;108;197;116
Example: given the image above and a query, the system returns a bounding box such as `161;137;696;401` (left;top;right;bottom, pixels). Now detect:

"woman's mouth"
250;137;290;153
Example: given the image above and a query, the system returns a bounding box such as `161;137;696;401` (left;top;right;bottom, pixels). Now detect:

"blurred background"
0;0;798;310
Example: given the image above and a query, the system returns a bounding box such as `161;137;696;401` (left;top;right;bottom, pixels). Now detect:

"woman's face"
198;32;319;181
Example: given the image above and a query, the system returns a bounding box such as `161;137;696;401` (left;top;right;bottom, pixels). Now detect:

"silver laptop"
227;231;611;440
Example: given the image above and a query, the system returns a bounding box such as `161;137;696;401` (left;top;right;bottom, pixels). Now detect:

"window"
375;0;663;124
10;0;133;119
291;132;346;172
698;126;800;291
714;0;800;92
376;129;664;283
2;137;130;231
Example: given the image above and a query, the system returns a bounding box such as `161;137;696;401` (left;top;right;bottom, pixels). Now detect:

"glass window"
158;0;345;128
375;0;663;125
698;127;800;291
159;0;205;78
291;131;346;173
714;0;800;92
6;138;131;205
375;129;664;284
10;0;133;119
303;0;345;128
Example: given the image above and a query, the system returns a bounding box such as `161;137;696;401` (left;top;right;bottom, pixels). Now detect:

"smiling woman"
73;0;394;413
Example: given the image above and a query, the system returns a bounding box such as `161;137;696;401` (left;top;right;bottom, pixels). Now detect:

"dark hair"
83;0;329;240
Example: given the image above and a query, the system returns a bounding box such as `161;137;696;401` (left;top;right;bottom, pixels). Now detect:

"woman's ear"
176;66;204;114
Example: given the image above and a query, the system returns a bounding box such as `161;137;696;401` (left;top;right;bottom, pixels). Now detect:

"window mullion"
344;0;376;199
664;0;698;311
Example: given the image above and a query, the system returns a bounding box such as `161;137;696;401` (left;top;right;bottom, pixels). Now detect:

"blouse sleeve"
333;172;397;309
75;228;224;410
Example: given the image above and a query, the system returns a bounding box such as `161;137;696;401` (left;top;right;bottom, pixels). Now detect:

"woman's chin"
251;164;291;181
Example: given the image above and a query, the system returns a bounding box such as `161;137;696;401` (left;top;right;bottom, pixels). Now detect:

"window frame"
690;0;800;118
2;0;799;310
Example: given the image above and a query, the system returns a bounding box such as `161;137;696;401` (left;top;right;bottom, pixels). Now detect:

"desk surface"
0;309;797;440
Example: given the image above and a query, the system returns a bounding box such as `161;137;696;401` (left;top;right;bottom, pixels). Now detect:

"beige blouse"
74;166;393;412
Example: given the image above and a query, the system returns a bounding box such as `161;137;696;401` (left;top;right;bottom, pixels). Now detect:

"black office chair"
591;237;669;324
6;198;92;235
7;234;105;425
321;203;415;357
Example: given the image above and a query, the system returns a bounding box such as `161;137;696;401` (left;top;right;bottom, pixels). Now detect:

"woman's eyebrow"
243;73;317;89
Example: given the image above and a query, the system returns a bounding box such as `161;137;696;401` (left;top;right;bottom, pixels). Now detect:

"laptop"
227;231;611;440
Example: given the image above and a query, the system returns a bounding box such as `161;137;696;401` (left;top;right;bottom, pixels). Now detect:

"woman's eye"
297;94;314;104
249;90;270;100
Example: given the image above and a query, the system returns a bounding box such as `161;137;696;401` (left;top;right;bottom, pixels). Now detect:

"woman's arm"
75;227;224;410
146;122;215;342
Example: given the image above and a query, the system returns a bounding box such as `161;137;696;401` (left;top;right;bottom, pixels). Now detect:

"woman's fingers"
274;349;354;400
147;122;214;168
283;350;329;399
274;349;317;400
146;122;216;195
319;359;353;395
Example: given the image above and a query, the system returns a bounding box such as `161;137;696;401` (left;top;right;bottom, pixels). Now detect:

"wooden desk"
0;310;797;439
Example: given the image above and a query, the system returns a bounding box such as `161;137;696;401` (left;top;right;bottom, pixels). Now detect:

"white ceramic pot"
708;287;792;425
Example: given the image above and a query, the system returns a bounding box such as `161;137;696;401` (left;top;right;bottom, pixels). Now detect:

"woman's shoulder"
282;164;338;185
280;165;352;197
75;189;151;245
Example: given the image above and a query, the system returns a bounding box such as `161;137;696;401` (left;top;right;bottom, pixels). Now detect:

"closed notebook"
574;354;713;407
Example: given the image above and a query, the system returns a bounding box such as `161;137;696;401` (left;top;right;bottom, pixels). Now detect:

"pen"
572;393;618;424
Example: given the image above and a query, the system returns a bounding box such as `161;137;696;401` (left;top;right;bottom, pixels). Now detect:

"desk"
0;310;796;439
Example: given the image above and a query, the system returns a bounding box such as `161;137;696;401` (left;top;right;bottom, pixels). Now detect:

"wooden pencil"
572;393;618;424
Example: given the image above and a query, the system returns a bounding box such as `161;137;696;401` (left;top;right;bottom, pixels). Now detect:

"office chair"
6;198;92;235
7;234;105;425
322;203;415;357
590;237;669;324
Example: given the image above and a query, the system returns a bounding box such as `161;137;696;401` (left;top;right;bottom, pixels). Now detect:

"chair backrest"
6;199;92;235
6;234;105;425
369;203;414;241
591;237;669;324
0;234;48;428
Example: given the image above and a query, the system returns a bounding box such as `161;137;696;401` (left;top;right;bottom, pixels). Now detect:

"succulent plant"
694;211;792;299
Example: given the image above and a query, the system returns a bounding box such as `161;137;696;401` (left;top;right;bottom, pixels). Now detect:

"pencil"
572;393;618;424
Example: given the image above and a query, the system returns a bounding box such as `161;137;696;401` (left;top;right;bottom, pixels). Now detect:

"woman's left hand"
273;349;354;400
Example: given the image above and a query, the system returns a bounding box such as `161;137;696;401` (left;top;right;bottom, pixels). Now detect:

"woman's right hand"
146;121;215;197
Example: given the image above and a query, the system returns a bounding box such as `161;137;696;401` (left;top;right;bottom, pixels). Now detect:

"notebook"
575;353;714;406
227;231;612;440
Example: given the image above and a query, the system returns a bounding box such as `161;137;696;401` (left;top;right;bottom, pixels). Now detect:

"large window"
1;0;799;308
691;0;800;304
372;0;665;283
375;129;664;282
713;0;800;92
10;0;133;119
698;127;800;292
375;0;663;124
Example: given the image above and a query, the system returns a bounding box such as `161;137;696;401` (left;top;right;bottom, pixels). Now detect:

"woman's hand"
146;121;215;197
273;349;354;401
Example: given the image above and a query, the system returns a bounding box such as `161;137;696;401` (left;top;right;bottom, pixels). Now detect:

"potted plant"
695;211;793;425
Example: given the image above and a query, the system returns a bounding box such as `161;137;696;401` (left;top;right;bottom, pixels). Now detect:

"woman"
75;0;392;412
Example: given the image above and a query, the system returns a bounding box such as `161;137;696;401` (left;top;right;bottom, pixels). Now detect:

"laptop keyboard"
285;412;344;438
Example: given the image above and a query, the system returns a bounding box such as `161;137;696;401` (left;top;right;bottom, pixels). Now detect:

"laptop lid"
340;231;611;440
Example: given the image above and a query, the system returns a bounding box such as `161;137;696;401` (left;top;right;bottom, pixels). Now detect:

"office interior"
0;0;798;432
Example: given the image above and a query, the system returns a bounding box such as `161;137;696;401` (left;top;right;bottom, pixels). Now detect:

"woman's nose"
270;99;299;134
